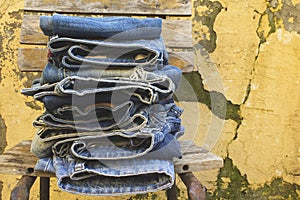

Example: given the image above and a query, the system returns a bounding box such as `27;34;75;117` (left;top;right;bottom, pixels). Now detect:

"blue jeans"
31;100;183;159
41;63;182;90
48;37;168;68
36;155;175;195
33;108;147;132
22;75;174;105
40;14;162;40
53;154;175;196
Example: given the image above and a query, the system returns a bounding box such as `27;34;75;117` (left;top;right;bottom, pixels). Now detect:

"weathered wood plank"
18;48;48;72
24;0;192;15
174;152;224;173
162;20;192;48
0;154;38;176
20;15;48;45
174;140;224;173
18;48;194;72
0;140;223;176
20;14;192;49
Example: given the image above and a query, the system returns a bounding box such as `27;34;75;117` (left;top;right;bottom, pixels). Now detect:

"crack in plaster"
228;0;282;145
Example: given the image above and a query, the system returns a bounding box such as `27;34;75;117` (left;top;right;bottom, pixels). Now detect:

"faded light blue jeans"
53;155;175;196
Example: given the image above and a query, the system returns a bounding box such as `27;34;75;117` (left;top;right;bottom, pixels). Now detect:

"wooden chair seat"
0;140;223;200
0;140;223;177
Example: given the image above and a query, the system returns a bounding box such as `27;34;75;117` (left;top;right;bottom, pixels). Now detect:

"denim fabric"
31;100;183;159
33;109;147;132
48;37;168;67
31;126;183;160
52;154;174;196
52;132;155;160
35;157;55;174
141;127;184;160
31;128;92;158
60;55;164;72
21;79;56;97
22;75;175;105
38;94;127;111
25;14;186;196
38;101;135;125
42;61;136;84
49;101;133;122
40;14;162;40
69;130;183;161
56;76;173;101
41;63;181;90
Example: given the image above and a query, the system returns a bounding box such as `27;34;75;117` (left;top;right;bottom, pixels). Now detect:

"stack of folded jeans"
21;14;184;196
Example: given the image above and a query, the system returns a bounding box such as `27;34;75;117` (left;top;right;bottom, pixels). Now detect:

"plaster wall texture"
0;0;299;199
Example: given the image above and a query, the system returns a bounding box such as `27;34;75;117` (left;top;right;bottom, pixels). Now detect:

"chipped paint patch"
193;0;224;53
175;72;242;123
209;157;300;199
256;0;300;45
0;181;2;200
0;114;7;154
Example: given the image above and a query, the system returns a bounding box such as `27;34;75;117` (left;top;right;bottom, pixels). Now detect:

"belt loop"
75;161;85;172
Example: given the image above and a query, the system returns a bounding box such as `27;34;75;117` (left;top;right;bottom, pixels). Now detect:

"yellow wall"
0;0;299;199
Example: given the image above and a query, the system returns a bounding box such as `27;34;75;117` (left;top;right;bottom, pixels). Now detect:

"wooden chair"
0;0;224;199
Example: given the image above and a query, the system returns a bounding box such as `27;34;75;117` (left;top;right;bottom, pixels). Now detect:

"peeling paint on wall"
0;9;22;87
0;114;6;199
0;181;2;200
0;114;7;154
256;0;300;45
193;0;224;53
175;72;242;123
209;157;300;200
280;0;300;33
0;36;3;83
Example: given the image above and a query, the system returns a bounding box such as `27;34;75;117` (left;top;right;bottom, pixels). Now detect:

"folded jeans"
40;14;163;40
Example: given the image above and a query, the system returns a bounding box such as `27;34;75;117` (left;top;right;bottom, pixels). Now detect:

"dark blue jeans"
48;37;168;68
40;14;162;40
41;63;182;90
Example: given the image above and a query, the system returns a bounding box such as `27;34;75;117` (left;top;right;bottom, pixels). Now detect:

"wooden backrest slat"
20;15;192;48
19;0;195;72
24;0;192;15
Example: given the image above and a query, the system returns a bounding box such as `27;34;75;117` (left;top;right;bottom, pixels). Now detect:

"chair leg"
178;172;207;200
166;176;177;200
40;177;50;200
10;175;37;200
